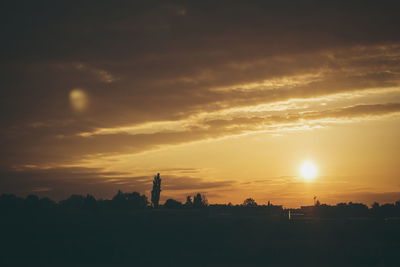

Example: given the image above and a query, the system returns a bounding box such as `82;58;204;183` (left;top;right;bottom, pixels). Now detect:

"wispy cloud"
2;1;400;204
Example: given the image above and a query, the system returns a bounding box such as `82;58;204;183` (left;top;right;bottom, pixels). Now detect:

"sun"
300;161;317;181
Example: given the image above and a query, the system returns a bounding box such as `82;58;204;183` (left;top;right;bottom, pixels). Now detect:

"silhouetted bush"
164;198;182;209
242;198;257;207
112;190;148;209
185;196;193;207
24;194;40;210
38;197;57;210
59;194;86;211
193;193;208;208
82;194;98;212
0;194;23;212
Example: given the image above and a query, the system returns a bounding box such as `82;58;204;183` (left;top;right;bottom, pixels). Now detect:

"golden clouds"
2;1;400;206
77;102;400;141
5;44;400;173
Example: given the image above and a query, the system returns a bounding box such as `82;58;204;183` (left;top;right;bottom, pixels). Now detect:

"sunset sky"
1;1;400;207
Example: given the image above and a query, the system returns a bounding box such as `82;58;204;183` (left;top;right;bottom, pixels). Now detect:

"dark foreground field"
1;209;399;265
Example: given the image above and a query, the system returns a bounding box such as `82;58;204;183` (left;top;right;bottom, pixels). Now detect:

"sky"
1;0;400;207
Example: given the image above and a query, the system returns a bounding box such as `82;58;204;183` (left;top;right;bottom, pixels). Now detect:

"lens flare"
70;88;88;112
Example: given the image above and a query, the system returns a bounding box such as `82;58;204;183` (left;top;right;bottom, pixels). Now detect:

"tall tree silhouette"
151;173;162;208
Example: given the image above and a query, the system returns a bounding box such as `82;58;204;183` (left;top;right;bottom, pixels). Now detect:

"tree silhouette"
59;195;86;211
126;192;148;209
372;202;380;209
193;193;208;208
83;194;98;212
0;194;23;212
38;197;56;210
185;196;193;207
151;173;162;208
243;198;257;207
164;198;182;209
112;190;148;209
25;194;40;210
112;190;126;208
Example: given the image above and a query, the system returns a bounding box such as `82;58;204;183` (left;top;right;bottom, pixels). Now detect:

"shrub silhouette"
25;194;40;210
83;194;98;212
59;194;86;211
0;194;22;211
38;197;57;210
193;193;208;208
185;196;193;207
112;190;148;209
164;198;182;209
242;198;257;207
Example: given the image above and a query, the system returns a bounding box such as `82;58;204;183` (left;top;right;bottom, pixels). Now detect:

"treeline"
296;201;400;219
1;172;399;217
1;191;400;218
0;191;209;213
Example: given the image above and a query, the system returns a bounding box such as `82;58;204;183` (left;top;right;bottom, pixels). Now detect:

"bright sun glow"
300;161;317;181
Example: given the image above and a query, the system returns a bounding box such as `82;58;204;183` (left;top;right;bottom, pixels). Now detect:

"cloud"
1;1;400;199
0;167;142;200
162;175;234;191
74;63;116;83
3;102;400;169
204;103;400;128
2;2;400;129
